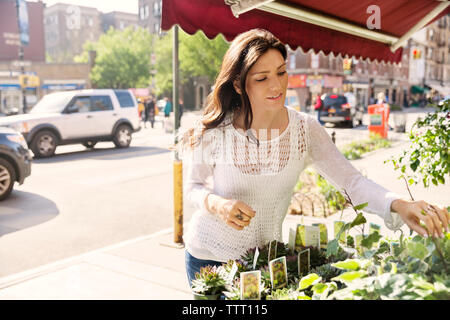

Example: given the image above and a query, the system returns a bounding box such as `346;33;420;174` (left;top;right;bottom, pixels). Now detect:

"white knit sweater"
183;107;404;262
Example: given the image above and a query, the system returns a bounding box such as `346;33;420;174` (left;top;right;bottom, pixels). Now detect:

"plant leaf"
332;271;367;283
298;273;321;290
353;202;369;211
332;259;361;271
350;213;367;228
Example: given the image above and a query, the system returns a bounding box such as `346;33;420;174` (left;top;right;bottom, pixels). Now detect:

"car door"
61;96;97;139
89;95;117;136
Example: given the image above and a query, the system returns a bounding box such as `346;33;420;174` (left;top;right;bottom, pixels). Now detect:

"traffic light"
412;48;421;59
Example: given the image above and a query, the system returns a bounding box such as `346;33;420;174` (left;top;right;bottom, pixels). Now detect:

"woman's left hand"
391;199;449;238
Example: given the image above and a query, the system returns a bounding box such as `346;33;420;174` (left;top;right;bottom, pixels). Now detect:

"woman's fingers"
237;202;256;219
226;218;244;231
413;202;449;238
404;215;429;238
223;200;256;230
433;205;449;233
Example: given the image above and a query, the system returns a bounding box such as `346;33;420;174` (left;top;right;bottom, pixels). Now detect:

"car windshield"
30;92;74;114
323;95;347;107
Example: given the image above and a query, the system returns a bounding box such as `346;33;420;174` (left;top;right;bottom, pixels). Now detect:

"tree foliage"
154;29;230;96
75;26;154;89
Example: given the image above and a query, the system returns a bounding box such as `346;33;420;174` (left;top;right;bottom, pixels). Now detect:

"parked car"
318;94;364;128
0;127;32;200
0;89;141;158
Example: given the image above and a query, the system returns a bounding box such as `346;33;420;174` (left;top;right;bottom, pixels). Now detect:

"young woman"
181;29;448;286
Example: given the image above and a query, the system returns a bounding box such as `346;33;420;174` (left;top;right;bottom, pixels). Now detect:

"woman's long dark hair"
182;29;287;148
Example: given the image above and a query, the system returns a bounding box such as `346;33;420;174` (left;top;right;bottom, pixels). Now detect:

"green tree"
75;26;154;89
154;29;229;96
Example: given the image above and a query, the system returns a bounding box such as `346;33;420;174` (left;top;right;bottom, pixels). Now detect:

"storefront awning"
411;85;429;94
41;84;84;90
161;0;450;64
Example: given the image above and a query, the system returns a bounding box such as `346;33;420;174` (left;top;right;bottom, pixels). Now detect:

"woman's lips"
267;93;282;100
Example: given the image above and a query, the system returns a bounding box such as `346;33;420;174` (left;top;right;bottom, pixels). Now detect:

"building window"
154;1;161;16
139;6;144;20
154;23;159;34
144;5;149;19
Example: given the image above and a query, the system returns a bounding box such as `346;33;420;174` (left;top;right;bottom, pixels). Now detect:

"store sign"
287;74;306;88
306;75;323;87
323;75;343;88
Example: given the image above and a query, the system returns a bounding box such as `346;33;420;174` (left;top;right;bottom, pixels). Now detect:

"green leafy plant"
340;133;392;160
386;100;449;188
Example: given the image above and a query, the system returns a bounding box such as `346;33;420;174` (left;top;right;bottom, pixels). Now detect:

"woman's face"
244;49;288;114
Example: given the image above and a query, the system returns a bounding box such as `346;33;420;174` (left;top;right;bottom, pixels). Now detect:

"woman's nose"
269;77;282;92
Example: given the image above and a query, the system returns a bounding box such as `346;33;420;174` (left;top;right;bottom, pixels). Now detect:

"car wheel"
82;141;97;149
31;130;57;158
113;124;132;148
0;158;16;201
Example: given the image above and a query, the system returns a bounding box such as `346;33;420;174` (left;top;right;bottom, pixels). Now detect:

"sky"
31;0;139;14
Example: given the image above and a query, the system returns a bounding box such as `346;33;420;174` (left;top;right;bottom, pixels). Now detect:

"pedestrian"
145;96;156;129
313;93;323;125
163;97;172;129
163;97;172;117
179;28;449;288
178;98;184;124
147;96;156;129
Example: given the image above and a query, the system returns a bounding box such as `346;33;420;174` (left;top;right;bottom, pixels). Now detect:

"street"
0;109;434;277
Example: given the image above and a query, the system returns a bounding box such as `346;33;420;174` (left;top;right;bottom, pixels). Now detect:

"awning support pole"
390;1;450;52
228;0;398;45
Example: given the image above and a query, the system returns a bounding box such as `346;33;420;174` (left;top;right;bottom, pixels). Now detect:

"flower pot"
193;292;221;300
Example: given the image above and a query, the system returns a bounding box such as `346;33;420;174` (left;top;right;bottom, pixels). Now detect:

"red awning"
161;0;450;64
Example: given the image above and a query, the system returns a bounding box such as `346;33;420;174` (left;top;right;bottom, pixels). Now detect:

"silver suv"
0;89;141;157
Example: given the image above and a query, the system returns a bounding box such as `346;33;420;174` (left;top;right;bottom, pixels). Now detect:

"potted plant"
191;265;227;300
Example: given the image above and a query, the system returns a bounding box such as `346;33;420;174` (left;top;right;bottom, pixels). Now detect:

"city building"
138;0;162;35
408;14;450;104
0;1;92;115
101;11;139;33
44;3;102;63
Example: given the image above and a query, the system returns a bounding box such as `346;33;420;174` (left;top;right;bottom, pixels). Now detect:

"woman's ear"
233;77;242;95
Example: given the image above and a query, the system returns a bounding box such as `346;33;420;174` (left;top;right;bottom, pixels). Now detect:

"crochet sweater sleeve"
183;130;216;211
304;114;404;230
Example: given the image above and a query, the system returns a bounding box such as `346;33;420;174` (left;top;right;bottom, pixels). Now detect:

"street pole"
172;25;183;245
18;45;27;114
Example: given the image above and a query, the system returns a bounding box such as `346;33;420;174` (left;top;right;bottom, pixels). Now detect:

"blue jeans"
185;250;223;288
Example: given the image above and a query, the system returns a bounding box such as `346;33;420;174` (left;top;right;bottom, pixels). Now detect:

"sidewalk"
1;129;448;300
0;208;410;300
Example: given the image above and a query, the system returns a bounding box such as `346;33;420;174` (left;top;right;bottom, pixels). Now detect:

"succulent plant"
191;265;227;295
311;263;343;282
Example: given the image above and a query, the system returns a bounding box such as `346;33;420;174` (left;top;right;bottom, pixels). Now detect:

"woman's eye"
256;78;266;82
278;71;286;76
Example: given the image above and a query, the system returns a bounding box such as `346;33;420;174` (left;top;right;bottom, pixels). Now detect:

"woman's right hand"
206;194;256;230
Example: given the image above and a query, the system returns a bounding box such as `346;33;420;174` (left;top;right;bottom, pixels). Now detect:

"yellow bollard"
173;159;183;244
